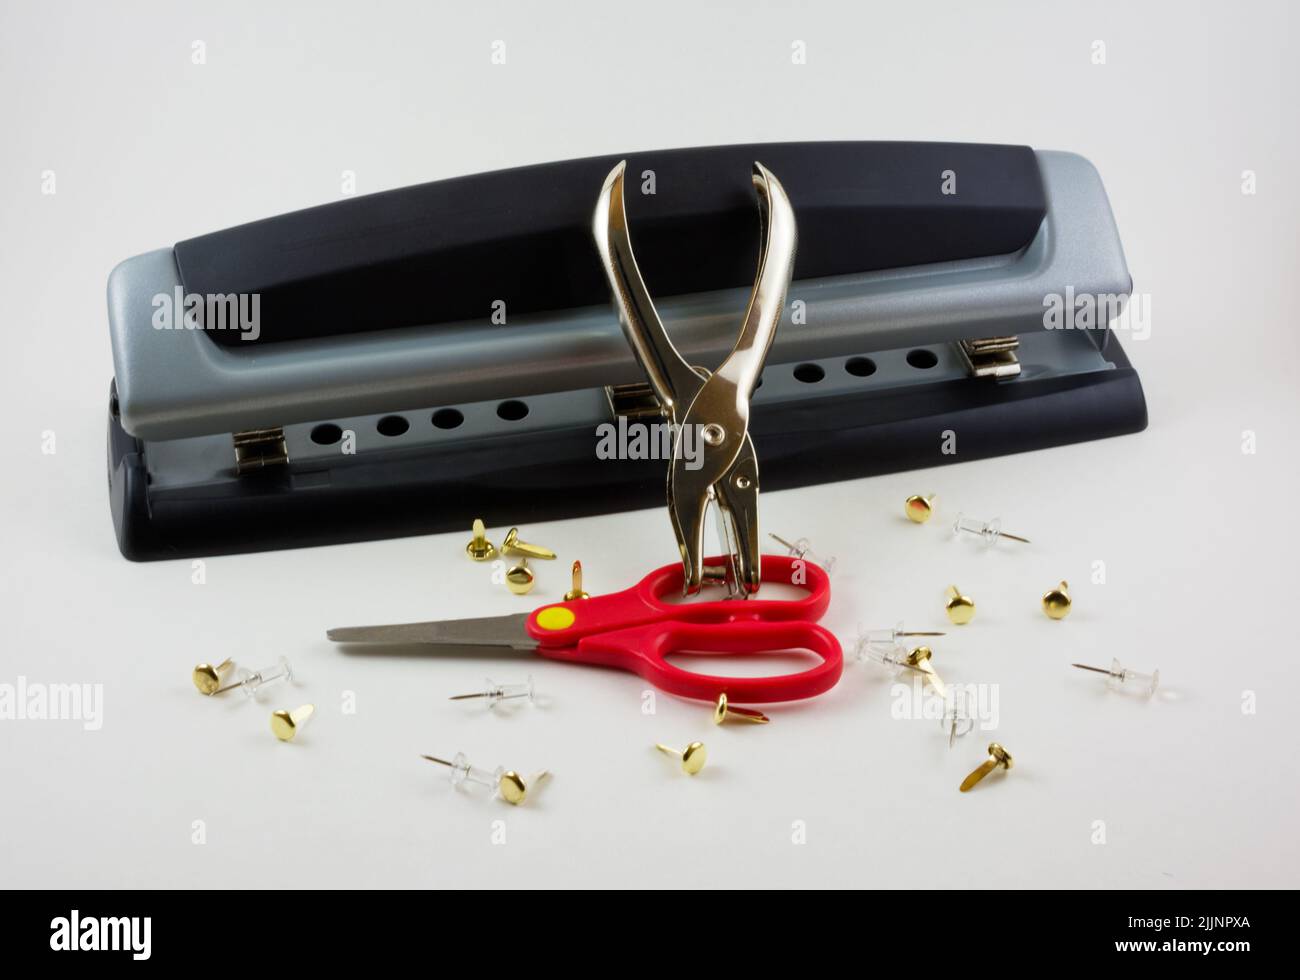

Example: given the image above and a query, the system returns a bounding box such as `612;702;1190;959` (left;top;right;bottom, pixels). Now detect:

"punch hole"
906;349;939;369
845;356;877;377
311;423;343;445
496;400;529;421
793;363;825;384
432;408;464;430
376;415;410;437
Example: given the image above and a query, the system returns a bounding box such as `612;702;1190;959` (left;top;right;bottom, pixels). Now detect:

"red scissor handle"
524;554;841;703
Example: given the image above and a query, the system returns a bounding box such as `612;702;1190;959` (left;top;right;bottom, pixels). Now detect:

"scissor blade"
326;612;535;649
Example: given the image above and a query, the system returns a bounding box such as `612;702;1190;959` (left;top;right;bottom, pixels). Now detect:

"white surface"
2;0;1298;889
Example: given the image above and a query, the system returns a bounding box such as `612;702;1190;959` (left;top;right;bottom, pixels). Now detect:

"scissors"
327;554;842;703
592;159;797;597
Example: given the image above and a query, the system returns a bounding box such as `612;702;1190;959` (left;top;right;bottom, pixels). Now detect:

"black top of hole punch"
174;141;1046;347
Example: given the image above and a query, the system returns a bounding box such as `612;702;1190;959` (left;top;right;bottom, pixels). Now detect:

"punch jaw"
668;419;757;594
710;445;762;595
594;159;796;597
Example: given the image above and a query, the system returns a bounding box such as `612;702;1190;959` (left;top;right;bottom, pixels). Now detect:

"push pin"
501;527;557;561
655;741;707;775
421;752;548;805
230;656;293;699
449;675;536;708
713;693;769;725
1071;658;1160;698
465;518;497;561
941;691;974;748
905;494;937;523
945;585;976;625
192;658;234;695
952;513;1030;546
851;636;921;669
270;704;315;741
858;622;946;650
564;560;590;601
505;559;535;596
1042;581;1072;619
768;534;837;575
960;743;1013;792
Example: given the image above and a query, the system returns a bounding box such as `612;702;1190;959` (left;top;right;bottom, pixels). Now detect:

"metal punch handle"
713;163;798;409
591;160;706;422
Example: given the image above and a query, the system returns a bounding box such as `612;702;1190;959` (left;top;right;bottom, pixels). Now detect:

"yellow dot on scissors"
536;607;576;631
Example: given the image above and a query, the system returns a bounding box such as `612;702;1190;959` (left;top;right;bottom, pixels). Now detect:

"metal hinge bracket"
233;427;289;473
956;336;1021;379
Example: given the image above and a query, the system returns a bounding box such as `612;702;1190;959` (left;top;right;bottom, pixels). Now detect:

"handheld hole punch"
592;160;796;596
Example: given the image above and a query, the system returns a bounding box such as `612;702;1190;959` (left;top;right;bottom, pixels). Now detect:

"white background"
1;0;1297;889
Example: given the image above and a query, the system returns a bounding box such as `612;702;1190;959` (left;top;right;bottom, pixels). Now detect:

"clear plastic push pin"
421;752;548;805
850;635;911;668
232;656;293;699
941;691;974;748
768;534;837;575
859;622;946;651
1072;658;1159;698
952;513;1030;546
449;675;536;708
